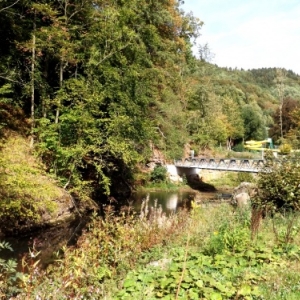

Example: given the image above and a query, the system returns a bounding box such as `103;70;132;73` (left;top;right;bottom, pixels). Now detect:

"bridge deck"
174;158;265;173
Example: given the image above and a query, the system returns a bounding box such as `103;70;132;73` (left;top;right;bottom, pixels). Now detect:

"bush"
279;143;292;155
254;154;300;212
0;241;23;298
232;143;244;152
150;165;168;183
237;172;254;183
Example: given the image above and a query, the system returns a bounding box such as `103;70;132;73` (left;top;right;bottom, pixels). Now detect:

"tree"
0;0;20;13
30;9;36;147
198;43;214;62
269;97;299;143
275;68;286;139
242;104;266;141
221;96;244;149
254;153;300;212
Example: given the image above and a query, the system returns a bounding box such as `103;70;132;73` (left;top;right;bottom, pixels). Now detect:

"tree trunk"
30;12;36;148
55;59;64;124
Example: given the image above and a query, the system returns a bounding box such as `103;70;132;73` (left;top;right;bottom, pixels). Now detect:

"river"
0;189;227;268
129;189;221;216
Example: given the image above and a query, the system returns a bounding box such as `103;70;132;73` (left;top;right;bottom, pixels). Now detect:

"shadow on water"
185;175;217;192
187;180;217;192
0;216;91;270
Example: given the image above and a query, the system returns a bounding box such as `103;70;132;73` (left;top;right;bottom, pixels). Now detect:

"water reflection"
165;193;178;212
131;191;196;216
1;190;224;268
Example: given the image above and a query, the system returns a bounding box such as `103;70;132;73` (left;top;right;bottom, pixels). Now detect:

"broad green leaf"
238;284;252;295
123;279;136;288
209;292;223;300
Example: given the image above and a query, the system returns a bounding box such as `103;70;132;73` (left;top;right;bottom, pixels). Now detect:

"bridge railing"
174;158;265;172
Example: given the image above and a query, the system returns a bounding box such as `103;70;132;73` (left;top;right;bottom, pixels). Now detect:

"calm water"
130;190;197;216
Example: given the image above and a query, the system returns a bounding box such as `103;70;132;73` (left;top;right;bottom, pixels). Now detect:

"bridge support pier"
166;165;201;183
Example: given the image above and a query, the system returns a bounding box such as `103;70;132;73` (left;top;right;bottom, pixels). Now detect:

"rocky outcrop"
0;131;87;236
233;182;256;196
40;191;76;225
231;182;257;208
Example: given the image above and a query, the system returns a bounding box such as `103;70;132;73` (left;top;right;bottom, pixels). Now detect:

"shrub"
254;153;300;212
0;241;23;298
279;143;292;155
237;172;254;183
150;165;168;183
232;143;244;152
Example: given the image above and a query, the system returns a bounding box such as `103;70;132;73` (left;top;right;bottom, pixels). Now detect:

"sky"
181;0;300;75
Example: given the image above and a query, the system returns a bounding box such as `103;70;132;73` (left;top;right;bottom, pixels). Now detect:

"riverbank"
136;170;239;200
3;202;300;299
0;131;97;237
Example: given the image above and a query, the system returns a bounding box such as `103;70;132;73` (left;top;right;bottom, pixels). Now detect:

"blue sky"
181;0;300;74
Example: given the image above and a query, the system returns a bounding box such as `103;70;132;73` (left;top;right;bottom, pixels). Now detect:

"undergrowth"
2;203;300;299
0;132;70;232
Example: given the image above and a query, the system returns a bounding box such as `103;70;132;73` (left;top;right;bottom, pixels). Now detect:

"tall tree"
275;68;286;140
242;103;266;141
269;97;299;142
30;8;36;147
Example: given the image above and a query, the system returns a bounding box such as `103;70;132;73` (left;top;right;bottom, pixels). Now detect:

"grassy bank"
2;201;300;299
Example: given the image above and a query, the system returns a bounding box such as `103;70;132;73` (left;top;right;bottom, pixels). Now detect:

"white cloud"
182;0;300;74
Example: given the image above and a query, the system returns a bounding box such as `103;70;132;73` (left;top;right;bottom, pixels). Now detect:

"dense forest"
1;0;300;205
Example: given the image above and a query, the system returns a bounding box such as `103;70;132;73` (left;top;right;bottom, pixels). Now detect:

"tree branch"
0;0;20;13
0;74;19;84
154;127;166;139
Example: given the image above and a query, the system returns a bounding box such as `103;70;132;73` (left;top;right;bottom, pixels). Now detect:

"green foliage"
182;174;188;185
237;172;255;183
143;181;181;191
203;207;251;256
242;104;266;141
0;241;23;298
279;143;292;155
205;171;254;188
13;207;190;299
115;205;282;300
0;134;66;231
116;247;270;299
3;199;300;298
254;154;300;212
0;83;12;104
150;165;168;183
232;143;244;152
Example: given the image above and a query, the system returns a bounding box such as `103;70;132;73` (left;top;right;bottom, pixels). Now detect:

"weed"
4;200;300;299
0;241;23;298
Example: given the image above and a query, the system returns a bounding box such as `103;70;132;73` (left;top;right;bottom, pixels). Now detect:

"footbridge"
174;158;265;173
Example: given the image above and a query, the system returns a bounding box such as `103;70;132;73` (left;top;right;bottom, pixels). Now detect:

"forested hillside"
1;0;300;204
